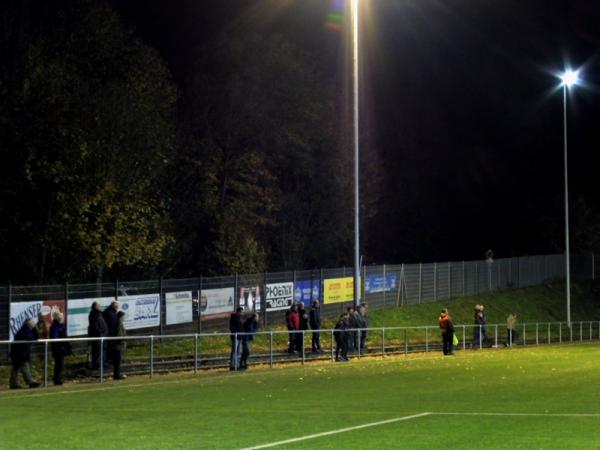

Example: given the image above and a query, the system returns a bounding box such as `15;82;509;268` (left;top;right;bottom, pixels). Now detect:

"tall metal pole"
563;84;571;327
352;0;360;308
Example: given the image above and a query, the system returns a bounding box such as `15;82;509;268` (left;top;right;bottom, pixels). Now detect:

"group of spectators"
9;310;72;389
332;304;369;362
88;301;127;380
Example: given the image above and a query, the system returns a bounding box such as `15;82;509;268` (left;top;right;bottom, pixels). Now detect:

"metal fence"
1;319;598;388
0;252;596;349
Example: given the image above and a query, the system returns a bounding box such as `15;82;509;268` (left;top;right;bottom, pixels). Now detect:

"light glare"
560;70;579;87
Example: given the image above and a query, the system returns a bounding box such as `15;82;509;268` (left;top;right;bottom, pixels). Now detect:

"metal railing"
2;320;598;389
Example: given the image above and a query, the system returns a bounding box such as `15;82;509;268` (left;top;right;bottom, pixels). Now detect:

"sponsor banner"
119;294;160;330
67;297;114;336
166;291;193;325
365;274;398;294
200;287;235;316
265;282;293;311
240;286;261;312
9;300;66;341
323;277;361;304
293;280;321;306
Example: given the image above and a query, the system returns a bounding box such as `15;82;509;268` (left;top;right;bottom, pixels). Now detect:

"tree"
0;0;177;282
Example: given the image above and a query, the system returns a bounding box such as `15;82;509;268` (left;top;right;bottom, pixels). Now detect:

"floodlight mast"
352;0;360;308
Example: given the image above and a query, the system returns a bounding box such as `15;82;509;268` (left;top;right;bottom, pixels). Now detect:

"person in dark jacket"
346;307;358;351
112;311;127;380
103;301;119;364
88;302;108;370
286;304;300;353
229;307;244;370
357;304;368;350
9;318;40;389
439;309;455;356
309;301;322;353
334;313;349;362
50;311;72;385
298;303;309;353
240;313;259;370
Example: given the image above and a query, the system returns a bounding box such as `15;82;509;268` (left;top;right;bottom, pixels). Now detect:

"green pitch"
1;344;599;449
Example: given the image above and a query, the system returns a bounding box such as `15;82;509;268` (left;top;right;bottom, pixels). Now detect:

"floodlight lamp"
560;70;579;88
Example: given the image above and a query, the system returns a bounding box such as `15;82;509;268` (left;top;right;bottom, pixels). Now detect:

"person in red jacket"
286;304;300;353
438;309;455;356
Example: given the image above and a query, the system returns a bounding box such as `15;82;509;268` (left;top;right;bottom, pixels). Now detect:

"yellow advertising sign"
323;277;361;304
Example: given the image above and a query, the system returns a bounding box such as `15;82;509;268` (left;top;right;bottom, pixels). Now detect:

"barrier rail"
2;320;598;389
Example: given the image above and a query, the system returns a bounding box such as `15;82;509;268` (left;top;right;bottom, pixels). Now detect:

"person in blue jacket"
240;313;259;370
9;318;40;389
50;311;72;385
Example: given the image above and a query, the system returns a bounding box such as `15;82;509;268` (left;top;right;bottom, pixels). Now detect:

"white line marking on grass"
432;412;600;418
240;412;431;450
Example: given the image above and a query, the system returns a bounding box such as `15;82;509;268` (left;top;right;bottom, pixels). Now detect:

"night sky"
112;0;600;264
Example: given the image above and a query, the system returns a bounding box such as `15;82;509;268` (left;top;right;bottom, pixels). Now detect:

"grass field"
1;343;600;449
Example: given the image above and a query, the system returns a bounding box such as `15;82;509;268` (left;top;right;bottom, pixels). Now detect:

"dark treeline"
0;0;354;283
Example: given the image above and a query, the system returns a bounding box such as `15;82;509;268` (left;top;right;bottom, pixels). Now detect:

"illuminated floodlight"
560;69;579;88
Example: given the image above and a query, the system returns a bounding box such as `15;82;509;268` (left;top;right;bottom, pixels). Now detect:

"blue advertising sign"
365;275;397;294
293;280;321;306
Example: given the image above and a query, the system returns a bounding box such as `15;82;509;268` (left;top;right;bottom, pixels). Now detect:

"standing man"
240;313;259;370
88;302;108;370
298;302;309;354
229;307;244;371
357;304;368;350
9;318;40;389
438;309;455;356
334;313;349;362
286;304;300;353
112;311;127;380
50;311;72;386
309;301;322;353
103;301;119;365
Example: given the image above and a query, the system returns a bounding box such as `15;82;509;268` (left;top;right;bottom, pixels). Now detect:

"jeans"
10;361;35;387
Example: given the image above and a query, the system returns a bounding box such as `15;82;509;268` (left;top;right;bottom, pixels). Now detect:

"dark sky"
112;0;600;263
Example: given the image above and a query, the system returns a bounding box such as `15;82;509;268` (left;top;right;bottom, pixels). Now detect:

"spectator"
9;318;40;389
346;307;358;351
229;307;244;370
472;304;484;348
298;303;309;353
112;311;127;380
286;304;300;353
50;311;72;386
438;309;455;356
36;312;49;340
506;312;518;347
357;304;368;350
334;313;349;362
309;301;322;353
88;302;108;370
240;313;259;370
103;301;119;364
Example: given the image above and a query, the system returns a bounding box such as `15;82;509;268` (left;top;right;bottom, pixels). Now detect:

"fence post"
383;264;387;307
44;341;48;387
159;277;164;336
434;262;437;301
462;326;466;351
462;261;465;297
569;323;573;342
194;334;199;374
580;322;583;342
198;275;203;334
331;329;335;362
548;323;551;344
475;262;479;294
425;327;429;352
381;328;385;357
479;326;482;349
494;325;498;348
269;332;273;368
448;261;451;299
100;338;104;383
357;329;361;359
150;336;154;378
404;329;408;356
559;323;562;343
536;323;539;345
590;322;593;341
523;324;526;345
418;263;422;304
